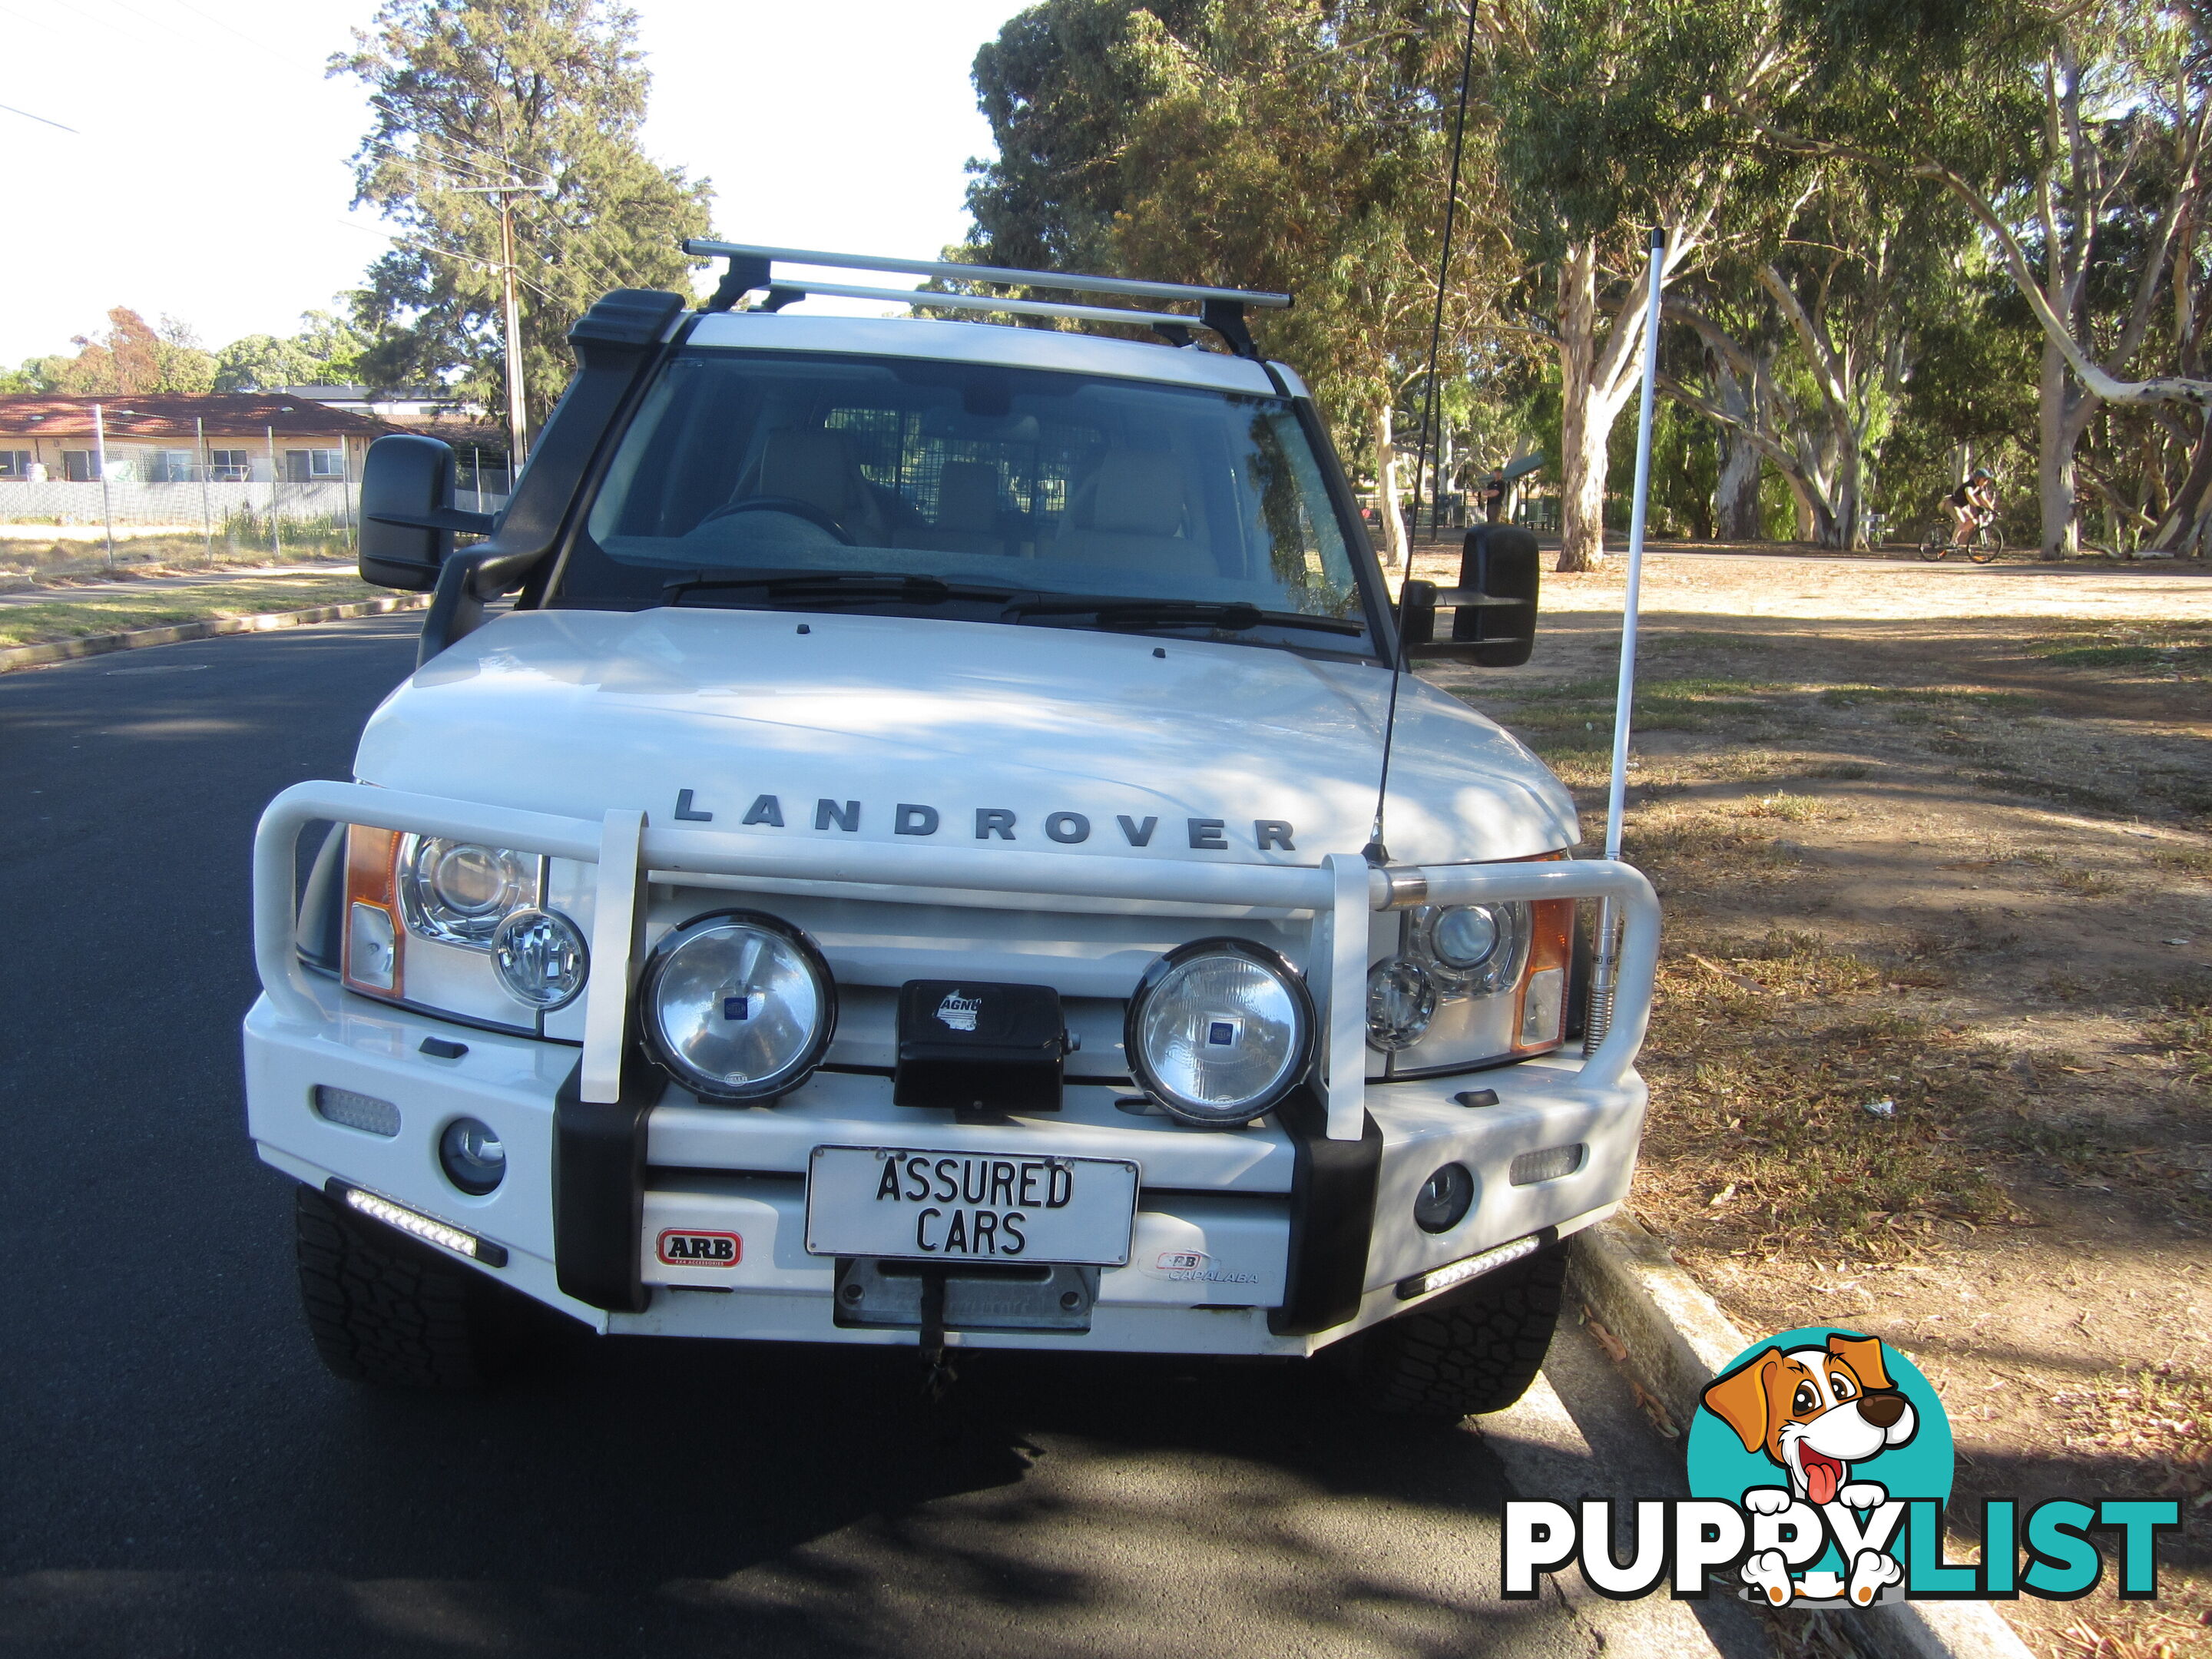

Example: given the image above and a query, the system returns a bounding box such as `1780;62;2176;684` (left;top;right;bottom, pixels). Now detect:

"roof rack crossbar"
763;279;1209;336
684;239;1290;310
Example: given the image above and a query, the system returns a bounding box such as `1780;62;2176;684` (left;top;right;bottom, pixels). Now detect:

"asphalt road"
0;614;1747;1658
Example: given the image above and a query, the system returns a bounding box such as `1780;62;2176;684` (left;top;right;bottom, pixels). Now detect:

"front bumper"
245;979;1644;1356
245;780;1658;1357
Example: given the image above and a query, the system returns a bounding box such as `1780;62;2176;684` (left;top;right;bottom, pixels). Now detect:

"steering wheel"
697;495;856;544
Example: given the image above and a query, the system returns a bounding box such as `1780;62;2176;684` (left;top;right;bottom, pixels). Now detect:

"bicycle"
1918;509;2002;564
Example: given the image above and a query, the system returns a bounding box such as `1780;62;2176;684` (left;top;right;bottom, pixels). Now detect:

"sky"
0;0;1028;367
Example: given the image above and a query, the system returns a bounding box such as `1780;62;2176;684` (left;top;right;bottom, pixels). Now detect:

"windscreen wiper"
661;571;1016;606
1002;594;1365;636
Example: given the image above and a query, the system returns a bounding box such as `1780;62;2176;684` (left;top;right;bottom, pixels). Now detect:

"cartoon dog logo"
1701;1333;1918;1607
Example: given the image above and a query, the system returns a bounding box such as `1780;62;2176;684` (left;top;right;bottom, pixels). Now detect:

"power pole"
92;402;114;568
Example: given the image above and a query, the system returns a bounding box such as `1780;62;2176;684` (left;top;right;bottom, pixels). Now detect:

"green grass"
0;573;383;648
1817;684;2041;712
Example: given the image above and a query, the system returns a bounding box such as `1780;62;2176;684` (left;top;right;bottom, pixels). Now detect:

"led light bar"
1395;1232;1542;1301
329;1181;509;1268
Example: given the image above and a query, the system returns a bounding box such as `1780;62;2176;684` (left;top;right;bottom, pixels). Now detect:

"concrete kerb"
0;594;429;673
1564;1216;2036;1659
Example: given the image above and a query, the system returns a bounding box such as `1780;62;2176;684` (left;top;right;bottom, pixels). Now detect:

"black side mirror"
1396;578;1439;652
1402;525;1541;666
358;434;496;591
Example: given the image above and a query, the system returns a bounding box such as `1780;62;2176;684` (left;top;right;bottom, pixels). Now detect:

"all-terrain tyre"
294;1183;544;1389
1346;1243;1568;1419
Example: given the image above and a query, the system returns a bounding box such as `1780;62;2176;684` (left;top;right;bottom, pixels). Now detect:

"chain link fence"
0;476;508;584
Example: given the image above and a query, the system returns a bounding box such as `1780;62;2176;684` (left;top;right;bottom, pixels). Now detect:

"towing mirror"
358;434;496;592
1401;525;1541;667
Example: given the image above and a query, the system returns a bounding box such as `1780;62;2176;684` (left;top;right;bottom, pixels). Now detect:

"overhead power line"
0;99;78;132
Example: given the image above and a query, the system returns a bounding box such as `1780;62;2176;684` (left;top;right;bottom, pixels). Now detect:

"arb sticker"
657;1229;742;1266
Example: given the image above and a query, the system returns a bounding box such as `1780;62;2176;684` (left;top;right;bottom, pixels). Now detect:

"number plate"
804;1146;1138;1267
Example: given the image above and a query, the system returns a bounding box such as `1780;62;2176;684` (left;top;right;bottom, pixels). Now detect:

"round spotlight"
1366;958;1437;1051
1126;939;1313;1128
492;908;588;1010
1413;1163;1475;1233
641;910;836;1102
439;1117;507;1195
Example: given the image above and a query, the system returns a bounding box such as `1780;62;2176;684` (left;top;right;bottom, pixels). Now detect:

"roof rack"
681;240;1292;360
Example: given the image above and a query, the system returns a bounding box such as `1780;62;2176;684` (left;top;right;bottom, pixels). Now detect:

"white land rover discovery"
243;243;1657;1416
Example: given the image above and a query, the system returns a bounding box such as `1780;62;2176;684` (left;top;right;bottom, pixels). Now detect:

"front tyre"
294;1184;545;1389
1345;1242;1568;1419
1968;525;2003;564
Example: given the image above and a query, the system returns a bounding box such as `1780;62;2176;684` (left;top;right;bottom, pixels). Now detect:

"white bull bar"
253;781;1661;1138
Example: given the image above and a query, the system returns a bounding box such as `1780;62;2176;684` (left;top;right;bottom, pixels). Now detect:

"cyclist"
1947;468;1998;546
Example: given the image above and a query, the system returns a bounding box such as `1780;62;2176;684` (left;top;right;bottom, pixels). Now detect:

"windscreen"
568;349;1364;626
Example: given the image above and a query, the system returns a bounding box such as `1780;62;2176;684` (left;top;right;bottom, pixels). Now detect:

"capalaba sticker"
1502;1326;2179;1607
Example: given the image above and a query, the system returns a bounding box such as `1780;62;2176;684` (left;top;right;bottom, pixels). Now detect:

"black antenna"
1365;0;1482;869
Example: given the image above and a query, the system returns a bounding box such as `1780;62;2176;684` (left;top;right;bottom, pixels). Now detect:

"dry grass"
1634;924;2017;1257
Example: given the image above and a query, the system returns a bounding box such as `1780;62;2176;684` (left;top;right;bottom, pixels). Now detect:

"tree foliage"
214;310;371;392
333;0;711;423
6;308;217;397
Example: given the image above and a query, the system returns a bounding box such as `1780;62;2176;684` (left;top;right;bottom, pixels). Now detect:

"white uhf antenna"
1584;226;1667;1052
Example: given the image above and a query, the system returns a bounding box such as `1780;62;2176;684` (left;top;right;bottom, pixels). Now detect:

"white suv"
243;243;1657;1416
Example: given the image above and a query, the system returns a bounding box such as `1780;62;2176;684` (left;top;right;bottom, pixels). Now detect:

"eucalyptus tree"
964;0;1514;575
1756;0;2211;556
1659;165;1967;547
1483;0;1803;571
334;0;711;427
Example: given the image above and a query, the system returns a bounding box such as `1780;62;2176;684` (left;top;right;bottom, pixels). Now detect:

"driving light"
1413;1162;1475;1233
1366;959;1437;1051
641;910;836;1101
439;1117;507;1195
399;836;534;946
1126;939;1313;1127
1394;1233;1541;1300
492;907;588;1010
334;1181;508;1267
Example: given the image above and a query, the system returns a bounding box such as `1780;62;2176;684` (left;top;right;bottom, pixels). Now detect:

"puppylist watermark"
1503;1327;2178;1608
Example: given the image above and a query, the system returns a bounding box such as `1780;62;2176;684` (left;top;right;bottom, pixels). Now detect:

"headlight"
399;836;534;946
1412;902;1527;995
339;826;589;1028
1126;939;1313;1127
1363;886;1575;1078
641;910;836;1102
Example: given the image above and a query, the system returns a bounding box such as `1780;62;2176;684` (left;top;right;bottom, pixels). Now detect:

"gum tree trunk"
1556;244;1605;572
1371;400;1409;576
2039;341;2082;558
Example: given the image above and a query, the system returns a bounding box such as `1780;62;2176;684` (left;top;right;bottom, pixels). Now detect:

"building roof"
0;393;398;441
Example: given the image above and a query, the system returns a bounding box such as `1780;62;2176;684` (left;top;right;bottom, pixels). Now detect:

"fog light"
492;908;588;1011
1413;1162;1475;1232
439;1117;507;1195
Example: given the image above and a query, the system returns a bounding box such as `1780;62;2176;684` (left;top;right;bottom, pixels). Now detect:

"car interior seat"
893;459;1008;556
743;429;889;544
1045;450;1211;575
